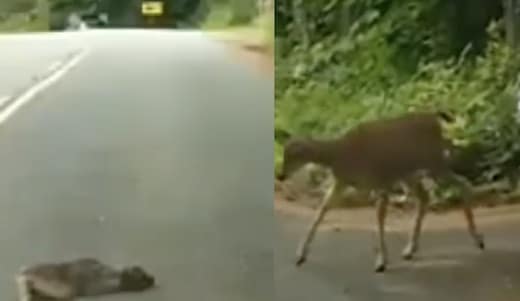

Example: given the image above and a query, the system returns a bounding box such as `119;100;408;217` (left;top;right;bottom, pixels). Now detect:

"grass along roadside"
204;14;274;76
207;26;270;53
0;13;47;33
202;2;274;55
209;29;274;77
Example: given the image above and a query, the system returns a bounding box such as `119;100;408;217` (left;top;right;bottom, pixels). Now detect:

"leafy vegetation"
203;0;274;53
0;0;268;33
0;0;36;14
202;0;257;29
275;0;520;190
255;4;274;51
0;13;47;32
0;0;49;32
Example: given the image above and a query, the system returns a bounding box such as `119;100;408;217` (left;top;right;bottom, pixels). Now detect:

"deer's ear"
275;128;292;144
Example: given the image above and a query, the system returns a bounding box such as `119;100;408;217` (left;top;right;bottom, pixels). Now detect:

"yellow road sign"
141;1;164;16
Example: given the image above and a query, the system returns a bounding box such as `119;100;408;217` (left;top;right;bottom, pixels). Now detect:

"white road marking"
47;61;62;73
0;48;89;125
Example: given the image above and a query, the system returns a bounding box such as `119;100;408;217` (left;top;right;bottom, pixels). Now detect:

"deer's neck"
308;138;339;167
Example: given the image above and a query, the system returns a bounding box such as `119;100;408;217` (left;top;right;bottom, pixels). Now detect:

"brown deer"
277;111;485;272
15;258;155;301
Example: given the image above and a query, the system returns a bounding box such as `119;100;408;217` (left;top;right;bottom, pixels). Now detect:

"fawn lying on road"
16;258;155;301
277;111;485;272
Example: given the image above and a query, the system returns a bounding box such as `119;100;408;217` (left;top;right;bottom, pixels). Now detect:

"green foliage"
203;0;258;28
202;0;273;53
254;6;273;50
275;0;520;189
0;0;37;14
0;12;48;32
0;0;48;32
202;1;232;29
228;0;256;25
48;0;92;9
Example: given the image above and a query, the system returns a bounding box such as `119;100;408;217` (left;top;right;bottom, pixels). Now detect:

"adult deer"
277;111;485;272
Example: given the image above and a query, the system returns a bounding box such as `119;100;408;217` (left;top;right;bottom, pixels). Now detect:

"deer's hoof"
295;256;306;266
475;234;485;250
402;252;414;261
374;263;386;273
401;245;416;261
374;254;387;273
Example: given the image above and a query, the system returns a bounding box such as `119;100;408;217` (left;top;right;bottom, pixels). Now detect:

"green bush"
254;7;274;51
203;0;258;29
0;12;48;32
202;2;232;29
0;0;36;14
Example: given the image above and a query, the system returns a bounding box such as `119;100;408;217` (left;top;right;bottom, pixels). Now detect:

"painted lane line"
47;61;62;73
0;48;90;125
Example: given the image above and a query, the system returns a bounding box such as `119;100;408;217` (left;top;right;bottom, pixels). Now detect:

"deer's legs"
402;180;430;260
16;275;32;301
296;180;343;266
374;192;389;272
449;173;485;249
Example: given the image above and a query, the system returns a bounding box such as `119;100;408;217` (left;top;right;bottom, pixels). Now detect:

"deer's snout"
276;172;287;181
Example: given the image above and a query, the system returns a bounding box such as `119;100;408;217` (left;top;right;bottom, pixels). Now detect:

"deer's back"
333;112;448;187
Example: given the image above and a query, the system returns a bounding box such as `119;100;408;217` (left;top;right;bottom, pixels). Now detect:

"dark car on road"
81;12;109;28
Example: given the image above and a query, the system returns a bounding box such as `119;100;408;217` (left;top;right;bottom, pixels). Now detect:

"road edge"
205;31;273;78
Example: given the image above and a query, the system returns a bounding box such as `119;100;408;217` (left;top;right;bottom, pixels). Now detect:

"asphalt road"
0;30;273;300
276;209;520;301
0;33;86;98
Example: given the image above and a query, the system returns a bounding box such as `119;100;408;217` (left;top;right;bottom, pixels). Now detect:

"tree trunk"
337;1;353;36
292;0;309;48
504;0;520;48
37;0;49;22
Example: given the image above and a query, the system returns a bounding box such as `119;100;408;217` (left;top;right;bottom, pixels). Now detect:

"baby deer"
15;258;155;301
277;111;485;272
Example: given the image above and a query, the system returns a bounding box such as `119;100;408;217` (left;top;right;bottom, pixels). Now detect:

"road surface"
276;206;520;301
0;29;273;300
0;33;85;99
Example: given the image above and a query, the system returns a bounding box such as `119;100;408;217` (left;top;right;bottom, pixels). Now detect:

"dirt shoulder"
205;30;273;77
275;188;520;233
